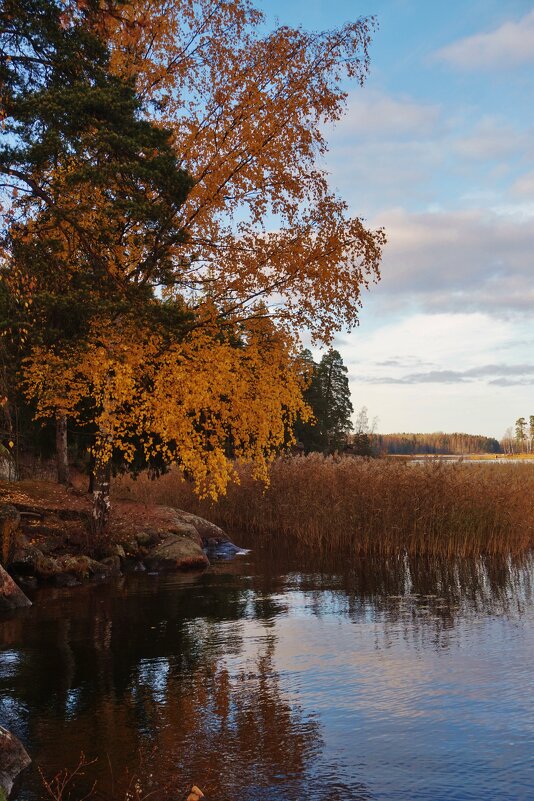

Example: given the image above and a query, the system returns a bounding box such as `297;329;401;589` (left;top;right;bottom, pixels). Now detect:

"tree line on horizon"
501;417;534;454
372;432;501;456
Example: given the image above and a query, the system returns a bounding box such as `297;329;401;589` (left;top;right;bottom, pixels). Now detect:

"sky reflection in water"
0;550;533;801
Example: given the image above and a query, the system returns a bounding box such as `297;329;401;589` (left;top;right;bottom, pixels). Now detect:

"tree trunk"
91;453;111;538
55;411;69;485
88;452;95;494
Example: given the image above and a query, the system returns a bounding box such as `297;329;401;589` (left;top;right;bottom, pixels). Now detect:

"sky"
259;0;534;438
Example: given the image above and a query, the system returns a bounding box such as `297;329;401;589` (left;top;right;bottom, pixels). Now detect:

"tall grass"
113;455;534;557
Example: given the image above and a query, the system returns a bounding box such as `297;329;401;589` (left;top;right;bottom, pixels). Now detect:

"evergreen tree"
515;417;527;452
295;349;353;452
1;0;192;528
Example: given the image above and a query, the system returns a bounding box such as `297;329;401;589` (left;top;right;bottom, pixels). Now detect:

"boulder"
0;505;20;566
11;552;111;584
175;511;230;545
146;508;204;546
0;726;31;798
122;540;140;557
98;543;126;560
0;564;31;612
144;535;209;572
34;553;94;580
8;546;43;576
205;540;245;560
135;531;157;547
100;555;122;575
0;447;17;482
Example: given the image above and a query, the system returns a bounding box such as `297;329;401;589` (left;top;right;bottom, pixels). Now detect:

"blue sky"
258;0;534;437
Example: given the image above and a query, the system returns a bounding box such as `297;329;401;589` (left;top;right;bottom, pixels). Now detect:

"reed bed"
113;455;534;557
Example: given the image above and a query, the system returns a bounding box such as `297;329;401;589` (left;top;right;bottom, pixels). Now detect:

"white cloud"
338;312;534;436
436;9;534;70
325;90;534;216
511;169;534;196
346;313;513;375
452;118;532;161
370;207;534;313
330;90;440;141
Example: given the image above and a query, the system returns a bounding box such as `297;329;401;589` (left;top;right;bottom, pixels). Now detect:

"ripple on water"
0;553;533;801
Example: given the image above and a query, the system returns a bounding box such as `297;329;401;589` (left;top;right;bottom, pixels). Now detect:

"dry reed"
113;455;534;557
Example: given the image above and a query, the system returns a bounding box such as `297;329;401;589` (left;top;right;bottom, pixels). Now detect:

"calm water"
1;548;533;801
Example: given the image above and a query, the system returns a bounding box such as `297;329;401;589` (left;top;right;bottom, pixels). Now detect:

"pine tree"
2;0;384;534
515;417;527;453
296;349;353;452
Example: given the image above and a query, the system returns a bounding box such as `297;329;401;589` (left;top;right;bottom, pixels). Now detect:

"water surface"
1;549;533;801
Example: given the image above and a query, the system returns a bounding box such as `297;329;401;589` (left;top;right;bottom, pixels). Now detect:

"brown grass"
113;455;534;557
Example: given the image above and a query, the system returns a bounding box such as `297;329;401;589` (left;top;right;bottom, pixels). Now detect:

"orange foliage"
23;315;308;497
16;0;385;503
97;0;384;340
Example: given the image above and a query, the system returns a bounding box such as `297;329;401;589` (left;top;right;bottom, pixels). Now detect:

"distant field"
390;453;534;462
384;453;534;463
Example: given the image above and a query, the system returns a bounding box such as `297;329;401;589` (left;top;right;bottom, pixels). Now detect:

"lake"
1;547;533;801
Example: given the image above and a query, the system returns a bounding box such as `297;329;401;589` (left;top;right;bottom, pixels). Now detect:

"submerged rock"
0;726;31;798
0;564;31;612
144;535;209;572
205;541;250;561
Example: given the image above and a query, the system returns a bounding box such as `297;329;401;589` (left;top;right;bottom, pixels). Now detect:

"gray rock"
174;511;230;545
0;449;17;482
0;564;31;612
100;555;122;575
0;726;31;797
144;535;209;572
205;540;245;561
8;546;43;576
135;531;155;547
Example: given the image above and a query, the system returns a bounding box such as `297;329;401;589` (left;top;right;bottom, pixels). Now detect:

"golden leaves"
23;315;308;499
99;0;384;343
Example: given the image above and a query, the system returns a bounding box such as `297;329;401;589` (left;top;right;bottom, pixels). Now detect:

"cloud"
371;207;534;314
343;312;514;377
489;377;534;386
435;9;534;70
365;370;469;385
375;357;435;368
452;118;533;161
331;91;440;141
325;88;534;217
362;364;534;386
511;170;534;197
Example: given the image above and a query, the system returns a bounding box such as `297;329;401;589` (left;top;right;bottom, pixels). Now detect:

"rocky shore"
0;726;31;800
0;479;245;797
0;480;239;606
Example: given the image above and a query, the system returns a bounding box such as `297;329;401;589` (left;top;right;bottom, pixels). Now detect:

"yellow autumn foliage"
23;316;309;498
14;1;384;512
94;0;385;342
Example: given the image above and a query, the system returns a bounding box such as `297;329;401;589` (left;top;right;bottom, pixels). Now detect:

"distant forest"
372;433;501;455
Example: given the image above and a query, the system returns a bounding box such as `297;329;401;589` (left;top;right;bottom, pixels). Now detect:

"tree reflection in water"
0;552;532;800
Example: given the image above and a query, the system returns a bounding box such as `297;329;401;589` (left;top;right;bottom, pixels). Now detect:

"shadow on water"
0;547;533;800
